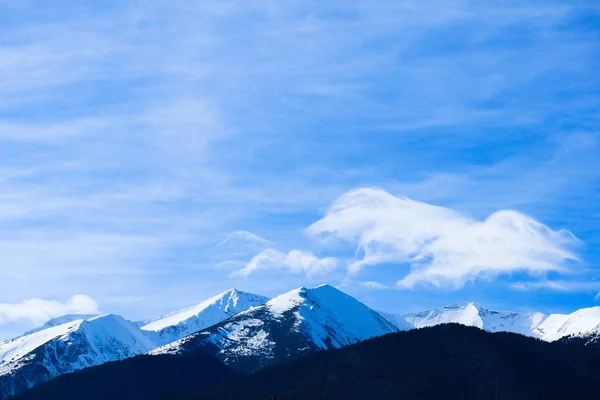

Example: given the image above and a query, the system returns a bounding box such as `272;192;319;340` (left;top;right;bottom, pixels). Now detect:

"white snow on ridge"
150;284;399;359
392;302;600;341
262;284;399;349
296;284;398;348
22;314;98;336
0;320;83;370
76;314;157;359
1;315;156;377
140;289;269;343
0;288;269;391
404;302;485;330
534;306;600;341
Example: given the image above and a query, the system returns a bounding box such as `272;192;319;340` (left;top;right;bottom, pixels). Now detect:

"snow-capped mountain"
0;314;155;398
389;302;600;342
150;284;398;372
398;302;545;337
0;289;268;398
533;306;600;341
139;289;269;345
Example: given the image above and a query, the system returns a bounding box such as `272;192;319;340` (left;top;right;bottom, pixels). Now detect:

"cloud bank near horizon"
0;295;99;327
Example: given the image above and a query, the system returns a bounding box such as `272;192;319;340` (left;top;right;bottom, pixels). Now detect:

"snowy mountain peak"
0;313;157;398
534;306;600;341
265;284;375;325
291;284;398;348
22;314;98;337
387;302;600;342
405;302;485;330
139;289;269;345
150;284;399;372
400;301;554;338
1;320;83;371
447;301;483;310
219;288;263;313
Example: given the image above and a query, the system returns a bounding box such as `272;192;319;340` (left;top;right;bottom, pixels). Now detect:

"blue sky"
0;0;599;339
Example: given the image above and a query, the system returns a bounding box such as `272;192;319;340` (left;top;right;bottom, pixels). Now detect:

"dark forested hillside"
199;324;600;400
14;324;600;400
559;331;600;348
12;352;238;400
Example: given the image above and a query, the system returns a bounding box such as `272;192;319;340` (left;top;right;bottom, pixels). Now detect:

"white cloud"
0;295;99;326
358;281;391;290
216;231;272;259
233;248;338;278
307;188;579;289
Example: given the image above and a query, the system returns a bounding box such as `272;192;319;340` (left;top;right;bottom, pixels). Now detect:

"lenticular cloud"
307;188;579;289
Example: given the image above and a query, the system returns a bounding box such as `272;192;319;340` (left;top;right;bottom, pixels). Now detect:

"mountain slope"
140;289;268;345
0;315;156;398
151;284;398;372
533;306;600;341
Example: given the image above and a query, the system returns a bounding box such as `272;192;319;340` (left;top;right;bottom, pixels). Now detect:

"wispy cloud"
233;249;339;278
308;188;580;289
219;230;271;246
511;280;600;293
358;281;391;290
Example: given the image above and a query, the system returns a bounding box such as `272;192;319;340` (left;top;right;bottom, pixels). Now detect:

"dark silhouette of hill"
13;324;600;400
559;331;600;348
198;324;600;400
11;352;238;400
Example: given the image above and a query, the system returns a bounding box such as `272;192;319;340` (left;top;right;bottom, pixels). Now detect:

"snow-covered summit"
22;314;98;336
265;284;398;348
0;314;156;398
534;306;600;341
387;302;600;341
1;320;83;371
399;302;545;337
140;289;268;344
151;284;398;372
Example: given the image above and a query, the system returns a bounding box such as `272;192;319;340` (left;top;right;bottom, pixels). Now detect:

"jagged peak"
140;288;268;333
265;284;374;318
22;314;98;336
442;301;484;311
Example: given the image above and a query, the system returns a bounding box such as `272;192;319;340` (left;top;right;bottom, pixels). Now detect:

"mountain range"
14;324;600;400
3;284;600;398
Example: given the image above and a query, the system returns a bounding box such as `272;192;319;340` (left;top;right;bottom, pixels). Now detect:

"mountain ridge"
139;288;269;346
0;289;268;398
391;301;600;341
150;284;398;372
